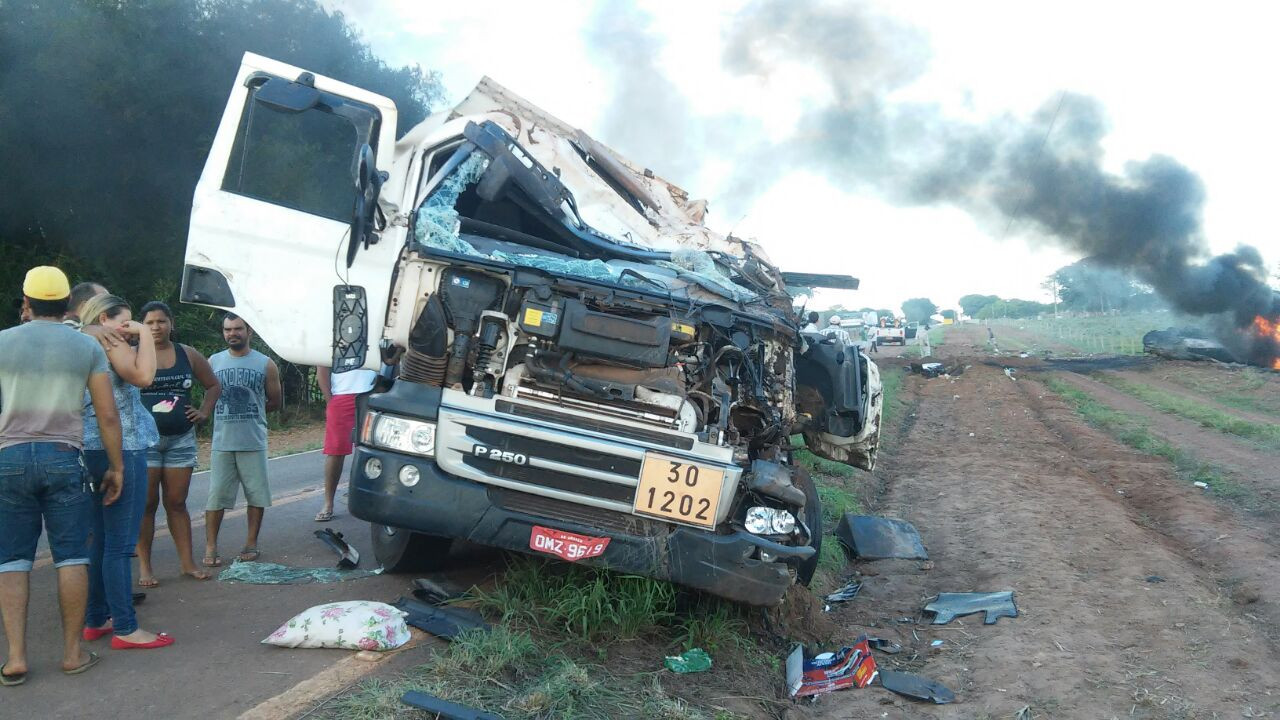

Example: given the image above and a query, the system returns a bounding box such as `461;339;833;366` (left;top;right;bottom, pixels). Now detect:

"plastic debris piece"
879;669;956;704
314;528;360;569
924;591;1018;625
392;596;489;641
930;639;944;648
217;560;382;585
413;577;464;605
834;514;928;561
1145;575;1165;583
1193;481;1208;489
825;581;863;603
787;637;879;697
664;648;712;674
401;691;503;720
866;637;902;655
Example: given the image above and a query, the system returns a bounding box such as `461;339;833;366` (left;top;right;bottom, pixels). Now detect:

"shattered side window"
413;153;491;254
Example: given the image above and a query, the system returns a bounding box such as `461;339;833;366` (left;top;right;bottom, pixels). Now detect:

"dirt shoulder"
816;362;1280;718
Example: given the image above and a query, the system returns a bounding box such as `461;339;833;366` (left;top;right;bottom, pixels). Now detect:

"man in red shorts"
314;365;376;522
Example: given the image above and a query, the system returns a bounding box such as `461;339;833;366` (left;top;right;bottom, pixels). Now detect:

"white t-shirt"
818;326;852;345
330;369;377;396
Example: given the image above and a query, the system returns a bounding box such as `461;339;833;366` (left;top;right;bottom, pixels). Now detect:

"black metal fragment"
924;591;1018;625
313;529;360;569
401;690;504;720
834;514;928;561
878;670;956;704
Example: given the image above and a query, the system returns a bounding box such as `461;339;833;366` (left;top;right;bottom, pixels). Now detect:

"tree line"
1;0;443;404
959;259;1162;320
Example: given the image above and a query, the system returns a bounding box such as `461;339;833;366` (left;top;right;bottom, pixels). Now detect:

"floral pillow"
262;601;411;651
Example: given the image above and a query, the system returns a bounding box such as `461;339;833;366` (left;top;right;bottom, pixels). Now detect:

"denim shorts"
0;442;91;573
147;429;198;469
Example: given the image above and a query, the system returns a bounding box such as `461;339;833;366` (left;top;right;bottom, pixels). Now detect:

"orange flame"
1252;315;1280;370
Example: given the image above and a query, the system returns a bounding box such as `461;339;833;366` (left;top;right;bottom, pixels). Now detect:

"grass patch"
471;557;678;641
1044;378;1252;504
1094;375;1280;450
1159;369;1280;418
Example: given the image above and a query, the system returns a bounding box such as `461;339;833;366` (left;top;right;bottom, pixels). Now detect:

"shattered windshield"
411;149;757;303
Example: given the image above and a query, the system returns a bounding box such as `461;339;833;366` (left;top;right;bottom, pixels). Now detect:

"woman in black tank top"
135;302;222;586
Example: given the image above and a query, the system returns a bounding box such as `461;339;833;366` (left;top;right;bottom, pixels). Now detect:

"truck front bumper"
348;445;808;606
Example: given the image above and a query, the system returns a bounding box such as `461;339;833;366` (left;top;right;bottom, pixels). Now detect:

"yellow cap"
22;266;71;301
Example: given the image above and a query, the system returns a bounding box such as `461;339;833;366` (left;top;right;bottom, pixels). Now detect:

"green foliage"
976;298;1053;319
900;297;936;323
0;0;444;329
958;293;1001;317
1052;258;1159;313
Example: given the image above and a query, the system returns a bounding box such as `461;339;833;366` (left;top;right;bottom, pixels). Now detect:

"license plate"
529;526;610;562
633;453;725;528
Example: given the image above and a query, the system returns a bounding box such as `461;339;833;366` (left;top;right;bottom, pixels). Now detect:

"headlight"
364;458;383;479
745;506;797;535
745;507;774;534
362;412;436;457
398;465;421;487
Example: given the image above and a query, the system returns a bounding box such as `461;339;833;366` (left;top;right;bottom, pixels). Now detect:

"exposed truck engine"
182;53;882;604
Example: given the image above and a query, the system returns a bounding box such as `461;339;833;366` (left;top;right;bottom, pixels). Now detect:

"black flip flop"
0;664;26;686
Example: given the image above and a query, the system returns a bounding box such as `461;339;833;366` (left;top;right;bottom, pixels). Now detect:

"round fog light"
771;510;797;534
364;458;383;480
745;507;773;535
759;549;778;563
398;465;421;487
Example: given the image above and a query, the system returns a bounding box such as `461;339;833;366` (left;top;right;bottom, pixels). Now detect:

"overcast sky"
332;0;1280;314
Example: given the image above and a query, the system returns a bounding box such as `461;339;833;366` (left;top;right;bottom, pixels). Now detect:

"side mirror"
253;77;320;113
347;144;385;267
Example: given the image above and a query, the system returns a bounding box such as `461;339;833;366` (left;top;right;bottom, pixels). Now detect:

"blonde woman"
78;294;174;649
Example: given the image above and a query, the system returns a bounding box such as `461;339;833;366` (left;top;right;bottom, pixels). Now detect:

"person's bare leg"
163;467;208;579
241;506;264;559
55;566;93;671
204;509;225;565
319;454;343;518
0;572;30;677
136;468;163;587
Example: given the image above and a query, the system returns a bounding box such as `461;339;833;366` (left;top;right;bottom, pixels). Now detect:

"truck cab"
183;54;882;605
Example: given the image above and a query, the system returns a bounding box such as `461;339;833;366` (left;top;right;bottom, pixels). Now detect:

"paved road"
4;451;439;719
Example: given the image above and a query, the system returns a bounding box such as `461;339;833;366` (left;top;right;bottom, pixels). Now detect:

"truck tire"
370;523;453;573
791;465;823;587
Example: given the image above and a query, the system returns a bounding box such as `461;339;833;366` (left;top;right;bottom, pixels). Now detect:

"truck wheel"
370;523;453;573
791;465;823;587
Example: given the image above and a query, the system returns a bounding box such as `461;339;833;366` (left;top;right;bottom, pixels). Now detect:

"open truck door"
183;52;400;370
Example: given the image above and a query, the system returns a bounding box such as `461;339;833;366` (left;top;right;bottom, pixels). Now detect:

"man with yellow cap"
0;266;126;684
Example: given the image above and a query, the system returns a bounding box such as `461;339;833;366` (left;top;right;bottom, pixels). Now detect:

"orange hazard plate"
633;453;725;528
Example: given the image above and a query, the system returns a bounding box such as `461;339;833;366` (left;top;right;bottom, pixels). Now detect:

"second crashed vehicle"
182;54;883;605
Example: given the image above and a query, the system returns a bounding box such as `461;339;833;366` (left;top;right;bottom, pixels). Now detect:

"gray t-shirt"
211;349;270;452
0;320;110;449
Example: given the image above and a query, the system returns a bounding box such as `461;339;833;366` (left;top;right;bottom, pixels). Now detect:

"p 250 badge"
472;445;528;465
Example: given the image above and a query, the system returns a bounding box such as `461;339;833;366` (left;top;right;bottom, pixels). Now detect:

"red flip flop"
83;623;113;641
111;632;175;650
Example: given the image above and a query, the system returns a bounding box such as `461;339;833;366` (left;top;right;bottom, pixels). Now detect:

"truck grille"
436;406;644;514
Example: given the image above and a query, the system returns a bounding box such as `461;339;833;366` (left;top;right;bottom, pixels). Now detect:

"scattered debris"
664;648;712;674
878;669;956;704
930;639;944;648
924;591;1018;625
866;637;902;655
413;577;464;605
401;691;503;720
132;592;146;605
392;596;489;640
1004;367;1017;380
912;362;946;378
786;637;879;697
314;528;360;569
1014;705;1033;719
1145;575;1165;583
834;514;928;561
1193;481;1209;489
824;581;863;603
218;560;382;585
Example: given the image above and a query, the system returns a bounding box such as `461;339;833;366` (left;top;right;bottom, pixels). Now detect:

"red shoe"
83;623;113;641
111;632;175;650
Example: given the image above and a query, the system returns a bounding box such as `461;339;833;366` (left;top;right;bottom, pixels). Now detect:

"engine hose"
400;350;447;385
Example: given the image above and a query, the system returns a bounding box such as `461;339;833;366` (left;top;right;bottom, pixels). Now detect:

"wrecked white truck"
182;53;882;605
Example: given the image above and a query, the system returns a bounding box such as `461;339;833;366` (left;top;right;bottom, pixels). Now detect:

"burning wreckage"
181;54;882;604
